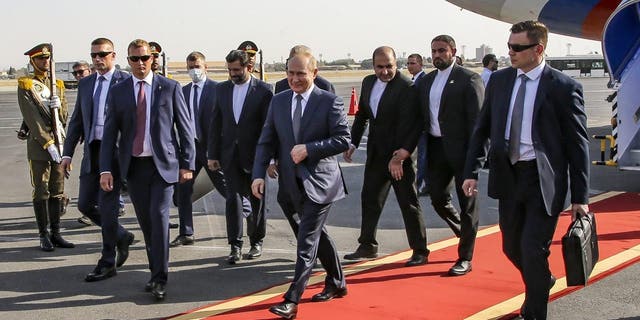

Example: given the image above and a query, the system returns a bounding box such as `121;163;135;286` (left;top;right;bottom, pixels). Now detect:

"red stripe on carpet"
173;192;640;320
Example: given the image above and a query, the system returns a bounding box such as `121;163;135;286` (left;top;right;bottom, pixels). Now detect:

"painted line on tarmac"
169;191;622;320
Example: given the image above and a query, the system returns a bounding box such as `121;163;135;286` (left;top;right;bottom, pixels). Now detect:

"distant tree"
8;66;16;75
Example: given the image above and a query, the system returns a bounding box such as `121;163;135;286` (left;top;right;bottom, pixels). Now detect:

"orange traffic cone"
348;87;359;115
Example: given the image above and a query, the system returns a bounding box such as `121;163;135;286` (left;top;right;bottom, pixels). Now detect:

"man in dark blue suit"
207;50;273;264
252;50;349;320
271;45;335;237
463;21;590;320
100;39;195;300
61;38;134;282
170;51;228;247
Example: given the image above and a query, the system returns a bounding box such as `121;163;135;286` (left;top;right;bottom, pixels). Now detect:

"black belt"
513;159;536;169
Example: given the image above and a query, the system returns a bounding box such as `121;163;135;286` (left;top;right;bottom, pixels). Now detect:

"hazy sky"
2;0;601;69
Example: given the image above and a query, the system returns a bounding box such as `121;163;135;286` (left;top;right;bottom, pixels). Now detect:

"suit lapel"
376;75;395;118
438;65;459;118
532;66;552;123
299;87;321;141
498;68;518;137
86;73;98;123
150;74;161;130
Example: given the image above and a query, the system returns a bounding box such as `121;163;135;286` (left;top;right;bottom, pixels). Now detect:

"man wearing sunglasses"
71;61;92;81
463;21;589;320
100;39;195;300
238;40;261;78
480;53;499;87
414;34;484;277
62;38;135;283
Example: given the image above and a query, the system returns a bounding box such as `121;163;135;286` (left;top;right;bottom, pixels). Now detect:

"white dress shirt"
232;79;250;123
92;68;115;140
428;62;454;137
291;84;314;119
132;72;154;157
505;61;546;161
369;78;387;118
481;67;493;87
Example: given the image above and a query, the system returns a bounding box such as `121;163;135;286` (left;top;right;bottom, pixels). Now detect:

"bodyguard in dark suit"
252;50;349;320
463;21;589;320
100;39;195;300
207;50;273;264
415;35;484;276
61;38;134;282
272;45;336;237
170;51;228;247
342;46;428;267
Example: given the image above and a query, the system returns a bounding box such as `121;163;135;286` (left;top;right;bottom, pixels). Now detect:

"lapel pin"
449;80;455;84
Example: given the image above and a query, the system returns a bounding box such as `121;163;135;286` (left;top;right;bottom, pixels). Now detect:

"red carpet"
169;192;640;320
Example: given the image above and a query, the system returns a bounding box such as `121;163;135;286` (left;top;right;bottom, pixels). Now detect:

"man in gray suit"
463;21;589;319
252;50;349;319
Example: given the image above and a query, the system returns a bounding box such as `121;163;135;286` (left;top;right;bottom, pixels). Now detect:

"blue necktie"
192;84;200;139
509;74;528;164
90;75;106;142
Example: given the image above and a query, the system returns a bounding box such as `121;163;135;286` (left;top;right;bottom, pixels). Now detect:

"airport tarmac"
0;75;639;319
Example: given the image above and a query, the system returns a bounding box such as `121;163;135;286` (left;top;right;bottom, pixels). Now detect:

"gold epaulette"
56;79;65;90
18;77;33;90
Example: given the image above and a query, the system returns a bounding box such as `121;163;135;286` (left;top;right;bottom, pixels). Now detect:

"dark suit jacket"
182;78;218;151
100;74;195;184
253;86;350;205
63;70;130;175
274;75;335;94
414;64;484;169
208;77;273;172
351;72;421;161
464;65;589;216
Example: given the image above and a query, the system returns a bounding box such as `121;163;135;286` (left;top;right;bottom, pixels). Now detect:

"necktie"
90;75;106;142
133;81;146;156
509;74;528;165
292;94;302;143
192;84;200;139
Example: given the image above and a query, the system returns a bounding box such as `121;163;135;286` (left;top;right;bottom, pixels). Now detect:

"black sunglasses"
507;43;538;52
128;55;152;62
71;69;88;76
90;51;113;58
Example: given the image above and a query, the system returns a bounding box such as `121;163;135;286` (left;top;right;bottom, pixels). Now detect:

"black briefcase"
562;212;599;286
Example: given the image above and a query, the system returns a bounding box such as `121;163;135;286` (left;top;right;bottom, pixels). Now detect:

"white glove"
46;145;62;163
48;95;61;109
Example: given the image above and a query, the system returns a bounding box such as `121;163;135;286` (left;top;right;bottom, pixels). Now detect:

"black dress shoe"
343;245;378;260
169;222;179;229
116;231;135;268
311;287;347;302
227;247;241;264
39;234;54;252
85;265;117;282
269;301;298;319
448;259;472;276
170;234;195;247
150;282;166;300
50;233;75;248
145;279;153;292
246;244;262;259
405;253;428;267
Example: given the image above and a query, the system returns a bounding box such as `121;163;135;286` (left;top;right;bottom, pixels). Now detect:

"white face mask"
188;68;206;82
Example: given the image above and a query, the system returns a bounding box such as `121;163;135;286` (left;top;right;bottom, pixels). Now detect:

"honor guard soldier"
237;40;261;79
149;41;171;78
17;43;74;251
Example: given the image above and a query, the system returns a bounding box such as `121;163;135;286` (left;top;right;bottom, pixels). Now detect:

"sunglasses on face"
90;51;113;58
72;69;88;76
128;55;152;62
507;43;538;52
